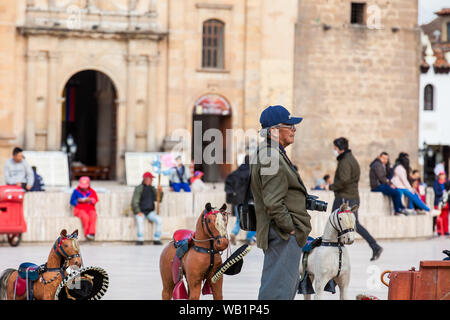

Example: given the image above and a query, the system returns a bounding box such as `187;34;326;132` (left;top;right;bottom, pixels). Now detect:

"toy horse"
0;229;82;300
160;203;229;300
299;203;357;300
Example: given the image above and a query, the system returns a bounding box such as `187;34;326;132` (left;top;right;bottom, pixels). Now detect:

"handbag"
238;173;256;231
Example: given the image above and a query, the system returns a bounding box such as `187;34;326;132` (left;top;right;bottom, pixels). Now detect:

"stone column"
25;51;39;150
116;99;127;182
46;52;61;150
146;55;159;151
126;54;138;151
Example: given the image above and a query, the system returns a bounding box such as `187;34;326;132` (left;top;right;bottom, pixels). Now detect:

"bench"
72;166;110;180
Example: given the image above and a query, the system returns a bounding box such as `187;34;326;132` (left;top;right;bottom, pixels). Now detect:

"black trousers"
332;197;380;252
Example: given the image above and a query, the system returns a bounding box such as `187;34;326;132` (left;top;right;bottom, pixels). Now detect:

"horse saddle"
15;263;41;299
173;229;195;260
298;238;336;295
18;263;40;281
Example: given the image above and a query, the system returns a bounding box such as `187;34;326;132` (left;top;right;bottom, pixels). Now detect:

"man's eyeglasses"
273;124;296;131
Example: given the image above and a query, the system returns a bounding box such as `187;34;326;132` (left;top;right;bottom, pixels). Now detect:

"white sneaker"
431;209;441;217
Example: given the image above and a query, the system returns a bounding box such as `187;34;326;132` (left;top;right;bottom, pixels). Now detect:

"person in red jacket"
70;176;98;241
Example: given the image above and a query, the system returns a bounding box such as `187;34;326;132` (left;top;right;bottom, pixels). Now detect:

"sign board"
22;151;70;187
125;152;186;187
194;94;231;116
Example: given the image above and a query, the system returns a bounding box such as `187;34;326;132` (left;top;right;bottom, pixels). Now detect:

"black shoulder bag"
238;174;256;232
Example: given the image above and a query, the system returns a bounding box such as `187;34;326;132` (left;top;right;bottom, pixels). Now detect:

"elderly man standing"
4;147;34;191
250;105;311;300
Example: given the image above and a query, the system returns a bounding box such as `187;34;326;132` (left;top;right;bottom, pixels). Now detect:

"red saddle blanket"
15;277;28;297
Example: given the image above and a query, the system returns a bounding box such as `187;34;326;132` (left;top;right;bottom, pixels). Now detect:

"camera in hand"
306;195;328;212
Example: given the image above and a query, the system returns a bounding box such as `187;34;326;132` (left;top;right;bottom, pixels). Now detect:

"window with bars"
351;2;366;25
202;19;225;69
424;84;434;111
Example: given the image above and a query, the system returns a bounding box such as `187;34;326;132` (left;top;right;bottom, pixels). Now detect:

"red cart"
0;186;26;246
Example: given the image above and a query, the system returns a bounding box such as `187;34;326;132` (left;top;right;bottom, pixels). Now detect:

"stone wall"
293;0;421;188
7;189;433;243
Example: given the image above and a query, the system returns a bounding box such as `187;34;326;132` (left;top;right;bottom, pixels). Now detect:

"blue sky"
419;0;450;25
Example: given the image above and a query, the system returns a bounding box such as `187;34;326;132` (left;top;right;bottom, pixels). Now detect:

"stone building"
0;0;421;188
419;8;450;184
0;0;298;183
293;0;421;188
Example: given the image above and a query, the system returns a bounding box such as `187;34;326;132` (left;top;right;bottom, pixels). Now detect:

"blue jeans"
172;183;191;192
135;211;163;241
397;189;430;212
231;207;256;240
373;184;405;213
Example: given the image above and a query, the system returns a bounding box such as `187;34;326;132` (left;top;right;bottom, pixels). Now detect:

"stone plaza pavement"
0;237;449;300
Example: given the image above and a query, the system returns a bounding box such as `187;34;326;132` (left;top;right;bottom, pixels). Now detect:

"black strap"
193;244;218;280
320;242;343;277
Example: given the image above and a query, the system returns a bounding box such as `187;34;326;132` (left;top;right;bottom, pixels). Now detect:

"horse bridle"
53;235;82;262
193;209;229;280
328;210;355;244
200;209;228;243
38;235;82;285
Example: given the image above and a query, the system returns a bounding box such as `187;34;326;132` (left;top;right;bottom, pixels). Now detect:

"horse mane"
215;212;227;236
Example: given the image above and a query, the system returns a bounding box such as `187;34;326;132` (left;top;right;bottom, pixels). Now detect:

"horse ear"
339;203;348;212
220;203;227;211
205;203;212;212
350;205;359;212
72;229;79;238
60;229;68;238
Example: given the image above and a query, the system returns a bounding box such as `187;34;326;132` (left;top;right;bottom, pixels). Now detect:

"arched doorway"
61;70;118;180
192;94;232;182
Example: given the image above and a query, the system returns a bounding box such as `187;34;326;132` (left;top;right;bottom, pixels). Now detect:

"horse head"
198;203;230;252
54;229;83;269
330;203;357;245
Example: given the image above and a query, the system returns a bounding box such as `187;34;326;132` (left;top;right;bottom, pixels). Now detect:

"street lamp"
418;142;434;185
62;134;77;187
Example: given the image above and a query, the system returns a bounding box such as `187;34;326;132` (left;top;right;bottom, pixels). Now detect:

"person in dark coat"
369;152;409;215
30;166;45;192
225;155;256;245
131;172;164;245
330;137;383;261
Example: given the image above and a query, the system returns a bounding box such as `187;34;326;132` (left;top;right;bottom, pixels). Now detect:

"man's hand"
290;230;295;235
25;185;31;191
137;212;144;217
16;182;22;187
390;184;396;189
157;186;163;193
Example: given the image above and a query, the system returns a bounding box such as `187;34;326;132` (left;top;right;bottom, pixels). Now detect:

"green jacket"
329;150;360;200
250;140;312;251
131;184;164;214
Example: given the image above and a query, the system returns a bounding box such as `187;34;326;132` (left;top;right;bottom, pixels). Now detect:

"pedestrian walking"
250;105;311;300
330;137;383;261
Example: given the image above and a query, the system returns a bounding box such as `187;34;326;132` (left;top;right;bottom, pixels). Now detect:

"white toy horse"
299;203;357;300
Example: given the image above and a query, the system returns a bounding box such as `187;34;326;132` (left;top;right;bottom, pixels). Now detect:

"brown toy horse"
0;229;83;300
160;203;230;300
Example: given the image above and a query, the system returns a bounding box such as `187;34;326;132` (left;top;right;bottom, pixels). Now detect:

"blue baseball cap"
259;105;303;129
